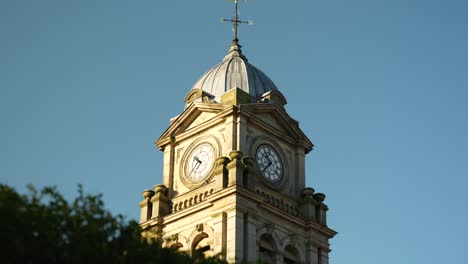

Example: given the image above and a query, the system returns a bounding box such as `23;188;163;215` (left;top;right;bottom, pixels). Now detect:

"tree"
0;183;225;264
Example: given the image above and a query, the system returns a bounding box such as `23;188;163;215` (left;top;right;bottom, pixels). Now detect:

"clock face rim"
255;144;284;184
183;142;216;184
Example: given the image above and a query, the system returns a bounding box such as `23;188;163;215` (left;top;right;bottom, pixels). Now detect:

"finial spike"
220;0;252;43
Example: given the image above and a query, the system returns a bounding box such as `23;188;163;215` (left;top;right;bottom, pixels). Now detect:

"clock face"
256;144;283;183
185;143;215;183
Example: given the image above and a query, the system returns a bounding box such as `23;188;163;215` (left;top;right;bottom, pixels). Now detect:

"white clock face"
185;143;215;183
256;144;283;183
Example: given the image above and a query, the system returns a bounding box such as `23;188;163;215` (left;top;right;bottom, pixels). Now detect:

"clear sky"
1;0;467;263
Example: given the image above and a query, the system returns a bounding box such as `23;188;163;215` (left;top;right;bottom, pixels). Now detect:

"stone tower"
139;9;336;263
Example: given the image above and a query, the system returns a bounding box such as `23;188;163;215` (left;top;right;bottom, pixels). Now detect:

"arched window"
191;233;211;258
258;234;276;264
283;245;300;264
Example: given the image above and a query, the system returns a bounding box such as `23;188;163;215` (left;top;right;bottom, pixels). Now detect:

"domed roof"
191;40;279;103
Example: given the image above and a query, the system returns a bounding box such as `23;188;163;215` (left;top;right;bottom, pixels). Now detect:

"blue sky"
1;0;467;263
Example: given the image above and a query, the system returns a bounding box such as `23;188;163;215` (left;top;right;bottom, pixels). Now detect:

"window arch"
283;245;300;264
191;233;211;258
258;234;277;264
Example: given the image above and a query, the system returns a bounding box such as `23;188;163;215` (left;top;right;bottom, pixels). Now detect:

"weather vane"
221;0;253;41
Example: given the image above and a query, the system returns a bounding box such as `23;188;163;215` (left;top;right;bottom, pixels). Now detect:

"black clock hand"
262;160;272;172
194;157;203;171
189;157;202;178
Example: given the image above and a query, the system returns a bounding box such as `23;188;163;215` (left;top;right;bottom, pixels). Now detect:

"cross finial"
221;0;253;42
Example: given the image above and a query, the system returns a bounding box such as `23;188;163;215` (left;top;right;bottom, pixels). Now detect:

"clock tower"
138;2;336;263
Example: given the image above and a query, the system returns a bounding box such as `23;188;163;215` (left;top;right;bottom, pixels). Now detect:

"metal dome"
191;40;279;103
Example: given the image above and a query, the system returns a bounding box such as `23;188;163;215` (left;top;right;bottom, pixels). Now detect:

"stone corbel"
289;235;298;247
163;233;179;247
265;223;275;234
196;223;204;232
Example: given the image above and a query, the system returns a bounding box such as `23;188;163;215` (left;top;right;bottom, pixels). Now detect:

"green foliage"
0;183;226;264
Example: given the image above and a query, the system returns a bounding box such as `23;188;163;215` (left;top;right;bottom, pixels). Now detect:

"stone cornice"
142;184;336;239
235;186;337;239
162;185;238;226
156;102;314;152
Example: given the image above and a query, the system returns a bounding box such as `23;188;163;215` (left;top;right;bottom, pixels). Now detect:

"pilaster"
242;157;257;191
244;213;258;262
295;147;306;195
318;248;330;264
224;115;238;154
225;209;245;263
214;156;230;189
306;243;319;264
227;150;245;187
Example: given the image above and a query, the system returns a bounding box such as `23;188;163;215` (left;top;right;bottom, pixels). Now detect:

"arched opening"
258;234;276;264
191;233;211;258
170;242;184;252
283;245;300;264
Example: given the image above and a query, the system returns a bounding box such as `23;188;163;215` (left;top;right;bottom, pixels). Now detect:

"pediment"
252;112;290;134
185;112;218;131
156;103;232;149
240;104;314;152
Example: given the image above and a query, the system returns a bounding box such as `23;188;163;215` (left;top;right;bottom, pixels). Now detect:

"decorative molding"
249;135;290;189
170;233;179;241
156;103;234;149
256;188;300;217
188;223;215;253
178;135;222;189
218;128;226;142
172;188;215;213
281;235;306;264
177;147;184;162
256;224;281;251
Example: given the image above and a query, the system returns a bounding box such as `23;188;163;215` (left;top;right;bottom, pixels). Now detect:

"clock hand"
188;157;203;179
262;160;272;173
194;157;202;169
